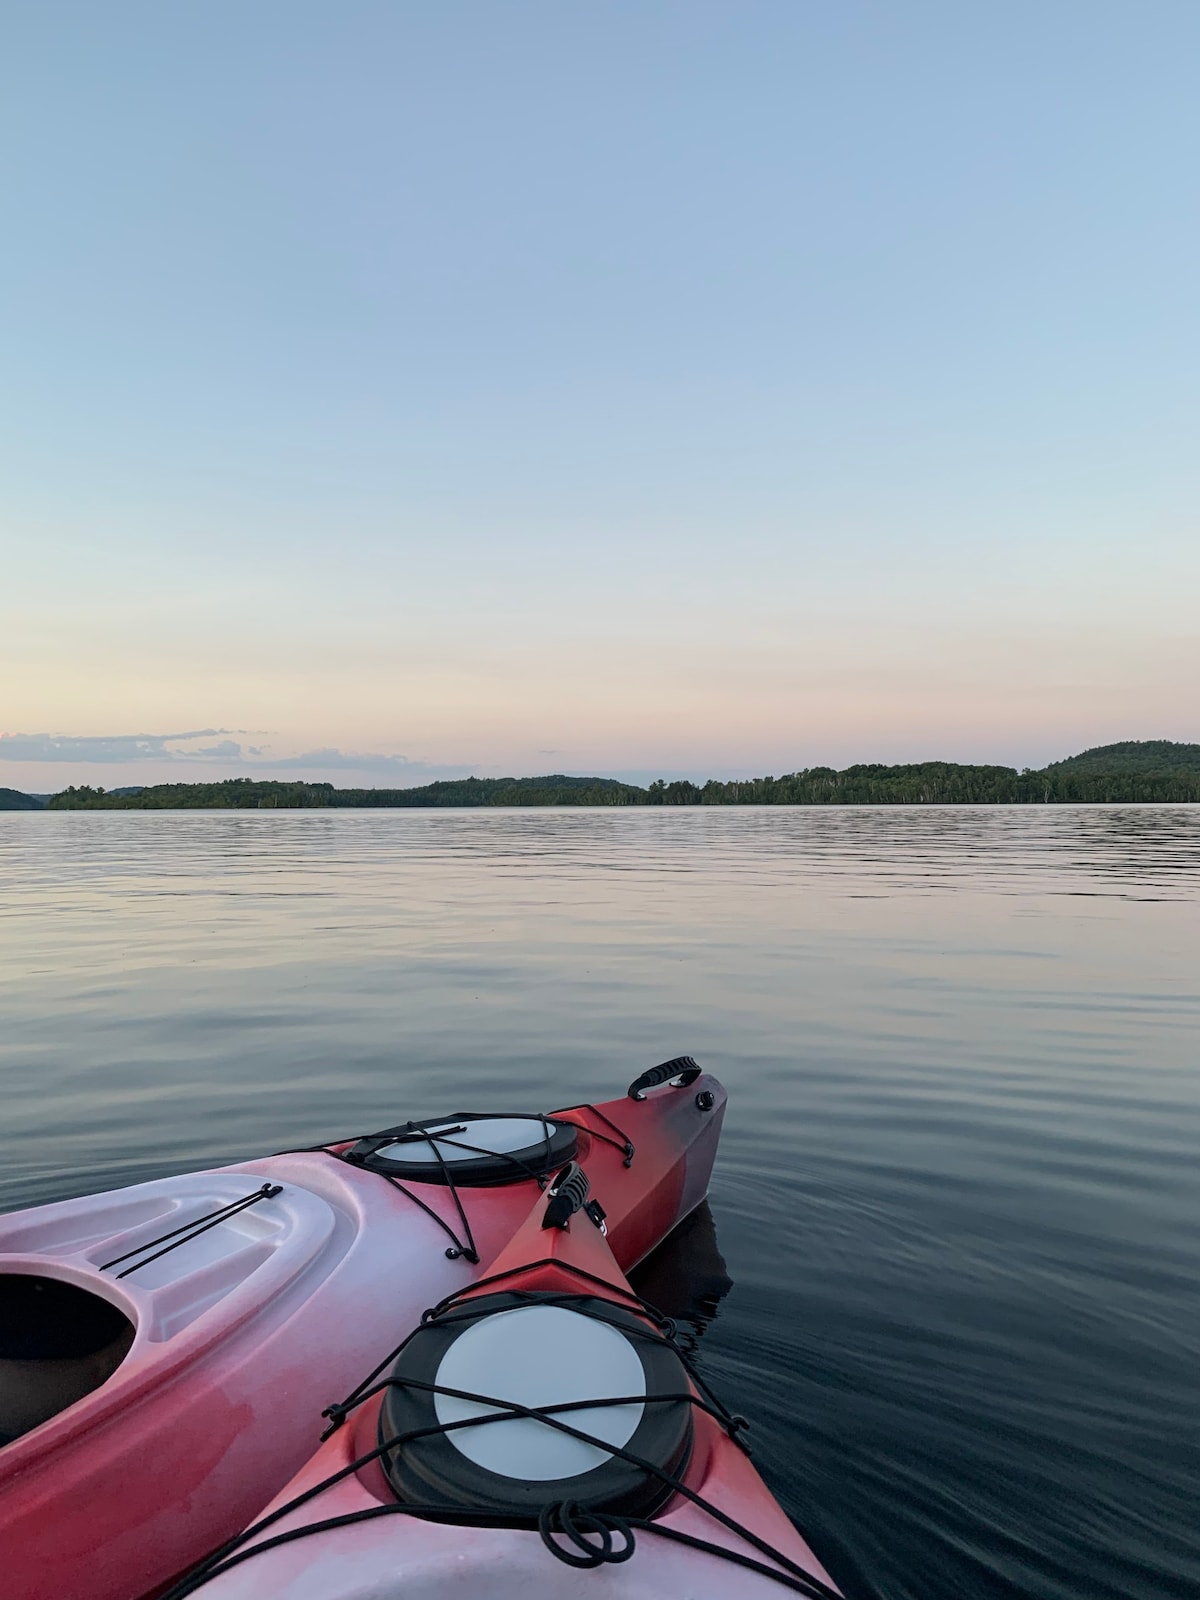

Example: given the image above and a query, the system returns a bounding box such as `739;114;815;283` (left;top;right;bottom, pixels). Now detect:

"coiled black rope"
160;1275;844;1600
99;1184;283;1279
537;1500;636;1567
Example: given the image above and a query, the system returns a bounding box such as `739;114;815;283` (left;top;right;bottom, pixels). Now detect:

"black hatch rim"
378;1289;693;1523
345;1114;578;1188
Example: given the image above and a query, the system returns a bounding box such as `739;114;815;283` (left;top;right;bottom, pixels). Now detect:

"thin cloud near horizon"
0;730;247;763
0;730;457;778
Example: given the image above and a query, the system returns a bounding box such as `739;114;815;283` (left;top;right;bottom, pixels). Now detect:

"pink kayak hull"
173;1140;841;1600
0;1075;725;1600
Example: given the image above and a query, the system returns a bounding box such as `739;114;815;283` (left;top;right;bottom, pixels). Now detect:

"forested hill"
0;786;46;810
332;775;648;807
1043;740;1200;774
31;741;1200;808
44;775;646;810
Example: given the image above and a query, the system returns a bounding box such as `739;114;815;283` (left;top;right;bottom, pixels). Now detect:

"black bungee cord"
272;1113;563;1265
550;1101;637;1166
159;1272;845;1600
272;1102;637;1265
98;1183;283;1279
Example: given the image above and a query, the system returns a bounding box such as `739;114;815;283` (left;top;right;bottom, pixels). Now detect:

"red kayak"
160;1138;842;1598
0;1059;724;1600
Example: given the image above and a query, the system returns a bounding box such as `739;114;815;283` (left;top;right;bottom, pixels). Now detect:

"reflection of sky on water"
0;806;1197;1599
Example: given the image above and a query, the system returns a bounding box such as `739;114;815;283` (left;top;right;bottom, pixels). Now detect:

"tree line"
40;744;1200;809
645;761;1200;806
44;775;647;810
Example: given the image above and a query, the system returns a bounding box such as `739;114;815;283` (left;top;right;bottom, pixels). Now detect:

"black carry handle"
542;1161;590;1229
626;1055;702;1101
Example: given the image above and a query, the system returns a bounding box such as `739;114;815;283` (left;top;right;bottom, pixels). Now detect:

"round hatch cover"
346;1114;577;1187
379;1290;692;1521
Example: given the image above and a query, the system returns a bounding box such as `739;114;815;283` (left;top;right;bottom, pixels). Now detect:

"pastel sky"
3;2;1198;790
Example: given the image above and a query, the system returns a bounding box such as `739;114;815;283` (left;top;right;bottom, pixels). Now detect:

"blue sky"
3;2;1198;789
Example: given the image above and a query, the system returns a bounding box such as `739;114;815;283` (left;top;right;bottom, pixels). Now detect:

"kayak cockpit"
0;1274;134;1446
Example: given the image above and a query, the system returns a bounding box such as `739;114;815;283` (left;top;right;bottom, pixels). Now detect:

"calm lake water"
1;806;1197;1599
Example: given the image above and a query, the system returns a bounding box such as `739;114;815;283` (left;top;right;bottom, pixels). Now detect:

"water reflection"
628;1201;733;1356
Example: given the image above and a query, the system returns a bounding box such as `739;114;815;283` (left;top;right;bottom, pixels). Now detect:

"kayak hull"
172;1139;841;1600
0;1075;725;1600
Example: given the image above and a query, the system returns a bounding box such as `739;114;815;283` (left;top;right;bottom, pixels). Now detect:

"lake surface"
1;806;1197;1599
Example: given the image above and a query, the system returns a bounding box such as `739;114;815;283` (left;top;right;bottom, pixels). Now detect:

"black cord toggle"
537;1500;636;1569
318;1403;347;1441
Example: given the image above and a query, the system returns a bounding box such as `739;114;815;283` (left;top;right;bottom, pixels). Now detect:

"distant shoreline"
4;740;1199;811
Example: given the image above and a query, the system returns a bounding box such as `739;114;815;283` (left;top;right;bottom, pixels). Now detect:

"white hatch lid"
433;1305;646;1480
374;1117;553;1166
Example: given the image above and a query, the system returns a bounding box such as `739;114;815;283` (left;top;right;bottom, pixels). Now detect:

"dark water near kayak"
1;806;1197;1599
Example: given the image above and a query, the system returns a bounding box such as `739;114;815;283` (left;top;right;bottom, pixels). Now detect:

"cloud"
0;730;247;763
191;740;245;759
262;747;467;777
0;729;467;781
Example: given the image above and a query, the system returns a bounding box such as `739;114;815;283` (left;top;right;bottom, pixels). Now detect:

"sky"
3;2;1198;791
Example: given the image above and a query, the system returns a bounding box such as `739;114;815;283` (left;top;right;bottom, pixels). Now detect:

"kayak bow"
163;1132;841;1599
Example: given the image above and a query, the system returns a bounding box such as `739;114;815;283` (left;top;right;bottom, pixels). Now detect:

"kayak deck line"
273;1111;579;1264
271;1098;641;1264
99;1182;285;1279
548;1100;636;1165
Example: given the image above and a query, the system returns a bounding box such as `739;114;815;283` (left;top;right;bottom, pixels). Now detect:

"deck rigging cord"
273;1102;637;1265
98;1183;283;1279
